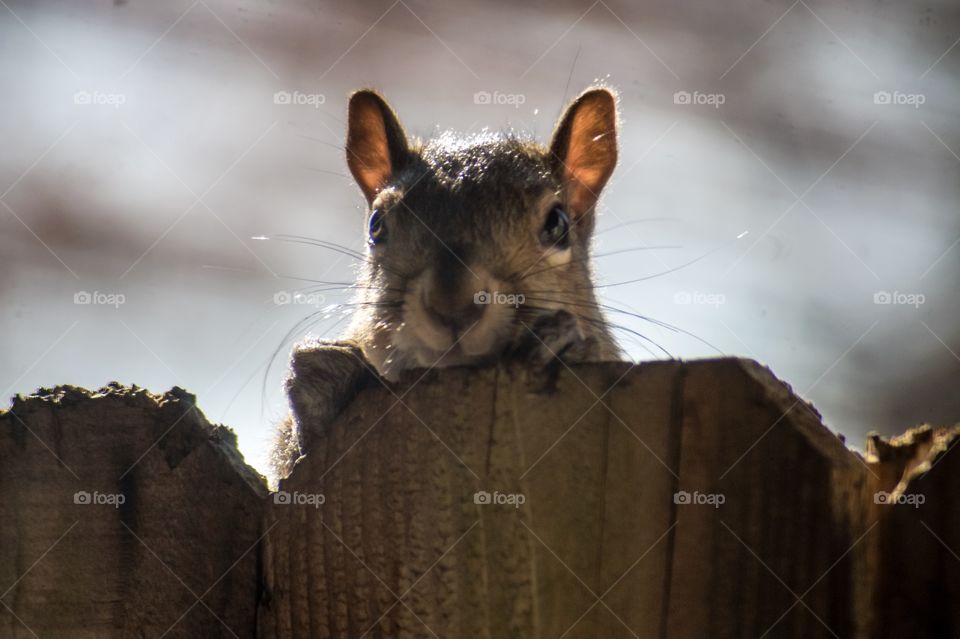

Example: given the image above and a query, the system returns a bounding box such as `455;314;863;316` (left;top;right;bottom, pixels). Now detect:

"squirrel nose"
422;260;487;332
422;287;485;332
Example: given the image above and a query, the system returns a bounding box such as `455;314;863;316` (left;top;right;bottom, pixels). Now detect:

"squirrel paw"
513;310;598;391
273;340;378;478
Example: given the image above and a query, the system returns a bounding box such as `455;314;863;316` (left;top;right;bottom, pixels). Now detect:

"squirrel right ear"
346;90;409;204
549;88;618;220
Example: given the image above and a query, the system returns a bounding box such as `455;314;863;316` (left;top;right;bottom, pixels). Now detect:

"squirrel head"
343;87;619;376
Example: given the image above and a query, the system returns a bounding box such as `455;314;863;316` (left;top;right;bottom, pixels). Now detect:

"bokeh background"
2;0;958;474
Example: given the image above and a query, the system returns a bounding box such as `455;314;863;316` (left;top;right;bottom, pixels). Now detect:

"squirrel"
271;86;622;478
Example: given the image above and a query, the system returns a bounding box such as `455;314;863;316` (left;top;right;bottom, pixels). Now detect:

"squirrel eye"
540;205;570;249
368;208;387;244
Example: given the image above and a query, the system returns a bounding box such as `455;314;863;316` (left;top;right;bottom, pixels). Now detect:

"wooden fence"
1;360;957;638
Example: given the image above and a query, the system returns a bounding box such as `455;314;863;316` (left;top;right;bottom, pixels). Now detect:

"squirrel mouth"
413;341;503;369
398;271;511;368
401;313;507;368
412;324;487;364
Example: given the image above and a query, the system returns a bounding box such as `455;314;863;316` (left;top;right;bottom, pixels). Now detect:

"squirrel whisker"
517;245;682;279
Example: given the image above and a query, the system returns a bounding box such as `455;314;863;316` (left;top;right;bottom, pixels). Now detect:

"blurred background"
1;0;957;474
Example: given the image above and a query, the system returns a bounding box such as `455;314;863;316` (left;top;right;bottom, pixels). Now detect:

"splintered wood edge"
2;383;269;496
866;423;960;494
731;357;858;463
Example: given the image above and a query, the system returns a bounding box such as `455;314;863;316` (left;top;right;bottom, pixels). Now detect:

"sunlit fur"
345;132;620;380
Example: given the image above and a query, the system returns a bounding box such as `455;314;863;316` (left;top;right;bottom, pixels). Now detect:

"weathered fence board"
258;358;949;638
0;385;267;639
866;425;960;637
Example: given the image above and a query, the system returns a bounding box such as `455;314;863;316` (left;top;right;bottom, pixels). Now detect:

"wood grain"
3;363;956;638
0;384;267;639
259;358;883;638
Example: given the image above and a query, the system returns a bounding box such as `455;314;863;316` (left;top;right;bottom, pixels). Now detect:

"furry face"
343;89;620;379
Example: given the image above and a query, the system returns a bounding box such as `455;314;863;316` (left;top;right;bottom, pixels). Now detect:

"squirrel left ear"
346;90;410;205
549;88;618;220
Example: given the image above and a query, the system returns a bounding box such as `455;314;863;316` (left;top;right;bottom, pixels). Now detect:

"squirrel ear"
346;90;409;204
549;88;618;219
